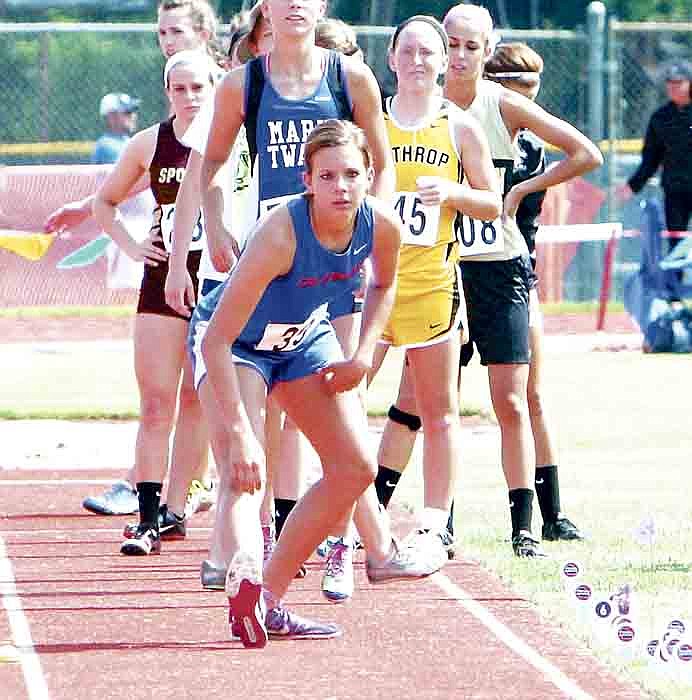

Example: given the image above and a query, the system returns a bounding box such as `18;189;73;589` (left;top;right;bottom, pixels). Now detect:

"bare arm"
417;111;502;221
499;90;603;216
201;68;246;271
321;200;401;394
345;60;396;202
200;210;294;492
44;171;150;233
92;128;167;265
166;150;203;315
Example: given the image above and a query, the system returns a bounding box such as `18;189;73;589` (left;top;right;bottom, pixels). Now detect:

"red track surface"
0;468;647;700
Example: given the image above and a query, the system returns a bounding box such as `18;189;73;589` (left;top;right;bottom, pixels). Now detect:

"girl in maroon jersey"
93;51;218;555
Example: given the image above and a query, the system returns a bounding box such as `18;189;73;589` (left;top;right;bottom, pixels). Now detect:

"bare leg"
265;377;375;600
132;314;188;485
165;356;210;516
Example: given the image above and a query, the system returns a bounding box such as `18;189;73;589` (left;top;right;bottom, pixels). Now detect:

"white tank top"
463;80;528;262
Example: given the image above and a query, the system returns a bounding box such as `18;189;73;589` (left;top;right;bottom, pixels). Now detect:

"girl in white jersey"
373;4;602;558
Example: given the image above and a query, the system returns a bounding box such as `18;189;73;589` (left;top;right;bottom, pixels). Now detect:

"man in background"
619;61;692;296
92;92;140;165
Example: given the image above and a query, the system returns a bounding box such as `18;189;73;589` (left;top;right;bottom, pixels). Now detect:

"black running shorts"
459;254;532;366
137;249;202;321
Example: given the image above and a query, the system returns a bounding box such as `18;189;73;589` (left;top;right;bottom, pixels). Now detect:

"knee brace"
387;405;422;432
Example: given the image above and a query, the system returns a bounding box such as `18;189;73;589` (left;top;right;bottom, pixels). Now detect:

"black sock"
446;500;455;535
535;465;561;524
374;466;402;508
136;482;162;530
509;488;534;537
274;498;297;538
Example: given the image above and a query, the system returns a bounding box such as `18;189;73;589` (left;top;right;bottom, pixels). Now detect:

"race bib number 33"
255;304;328;353
393;191;440;247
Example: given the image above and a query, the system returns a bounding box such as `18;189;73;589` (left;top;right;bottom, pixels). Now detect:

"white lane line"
0;480;114;486
0;535;50;700
431;572;595;700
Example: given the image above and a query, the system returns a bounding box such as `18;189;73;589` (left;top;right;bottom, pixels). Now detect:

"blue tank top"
198;195;374;353
244;50;353;218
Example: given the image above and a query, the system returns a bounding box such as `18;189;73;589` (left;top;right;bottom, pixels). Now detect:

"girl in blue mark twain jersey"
190;120;442;649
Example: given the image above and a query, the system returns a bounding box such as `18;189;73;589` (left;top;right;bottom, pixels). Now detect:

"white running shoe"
321;537;354;603
184;478;216;518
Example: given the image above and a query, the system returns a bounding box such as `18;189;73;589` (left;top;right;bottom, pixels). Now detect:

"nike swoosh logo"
353;243;368;255
385;480;397;488
430;322;442;329
535;478;544;484
509;501;515;508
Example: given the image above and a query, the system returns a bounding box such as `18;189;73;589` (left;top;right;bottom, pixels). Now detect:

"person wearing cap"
92;93;141;165
620;60;692;282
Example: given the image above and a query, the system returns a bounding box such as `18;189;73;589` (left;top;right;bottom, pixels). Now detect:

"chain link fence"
1;16;689;304
0;22;588;163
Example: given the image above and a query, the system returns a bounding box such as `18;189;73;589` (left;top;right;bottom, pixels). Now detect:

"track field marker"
0;535;50;700
431;572;596;700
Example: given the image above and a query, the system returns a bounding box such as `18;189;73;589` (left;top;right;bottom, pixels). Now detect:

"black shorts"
137;249;202;321
459;255;532;367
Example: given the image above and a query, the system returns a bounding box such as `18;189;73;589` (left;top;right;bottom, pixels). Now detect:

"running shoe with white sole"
406;527;455;565
83;480;138;516
201;560;226;590
123;505;186;540
226;551;267;649
265;605;342;640
321;537;354;603
120;525;160;556
512;530;548;558
366;538;443;584
184;478;217;518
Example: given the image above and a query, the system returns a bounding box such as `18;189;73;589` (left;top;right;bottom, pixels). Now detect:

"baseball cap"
99;93;141;117
663;61;692;82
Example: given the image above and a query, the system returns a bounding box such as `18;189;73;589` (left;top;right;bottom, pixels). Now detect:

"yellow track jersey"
385;96;463;299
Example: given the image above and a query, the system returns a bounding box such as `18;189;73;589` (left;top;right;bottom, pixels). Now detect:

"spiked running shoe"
83;480;138;516
512;530;547;558
201;560;227;590
265;605;342;640
542;515;586;542
120;525;160;556
366;538;443;584
123;505;186;540
184;478;217;518
321;537;354;603
226;551;267;649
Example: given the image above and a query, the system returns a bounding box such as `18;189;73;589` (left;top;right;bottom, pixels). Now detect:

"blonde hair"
484;43;543;91
304;119;372;173
158;0;226;67
315;18;361;57
443;3;496;47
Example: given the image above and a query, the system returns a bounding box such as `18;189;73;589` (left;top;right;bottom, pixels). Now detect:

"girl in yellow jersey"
374;5;602;560
371;15;501;562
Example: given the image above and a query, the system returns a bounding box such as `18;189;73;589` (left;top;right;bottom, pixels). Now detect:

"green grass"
2;337;692;698
388;349;692;700
0;301;625;319
0;305;136;319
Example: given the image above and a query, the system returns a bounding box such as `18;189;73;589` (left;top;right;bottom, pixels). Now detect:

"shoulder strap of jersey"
244;57;265;175
325;51;353;122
